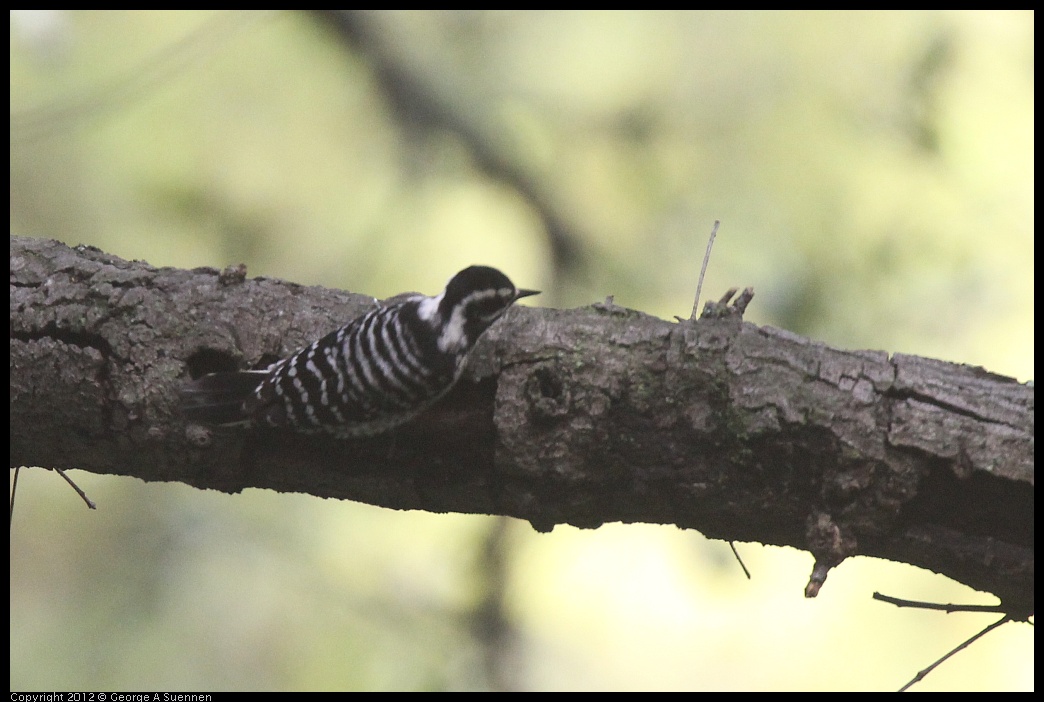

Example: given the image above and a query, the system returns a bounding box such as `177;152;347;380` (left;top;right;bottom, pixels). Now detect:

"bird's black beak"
515;288;540;301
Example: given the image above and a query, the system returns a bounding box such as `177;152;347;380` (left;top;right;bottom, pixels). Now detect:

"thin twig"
9;466;20;527
729;541;751;579
898;615;1013;692
11;466;97;520
55;468;97;510
872;592;1015;615
690;220;720;321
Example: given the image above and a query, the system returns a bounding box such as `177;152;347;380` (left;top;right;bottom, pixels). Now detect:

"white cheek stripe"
439;305;467;353
437;288;511;353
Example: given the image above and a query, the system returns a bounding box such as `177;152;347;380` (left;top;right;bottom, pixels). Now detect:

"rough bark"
10;236;1033;612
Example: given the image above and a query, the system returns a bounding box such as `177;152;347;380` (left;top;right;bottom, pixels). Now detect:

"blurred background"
9;10;1033;691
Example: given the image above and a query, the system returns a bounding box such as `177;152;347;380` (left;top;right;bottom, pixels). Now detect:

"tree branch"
10;236;1033;611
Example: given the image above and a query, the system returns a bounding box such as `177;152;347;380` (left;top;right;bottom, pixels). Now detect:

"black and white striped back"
248;299;458;436
182;266;538;438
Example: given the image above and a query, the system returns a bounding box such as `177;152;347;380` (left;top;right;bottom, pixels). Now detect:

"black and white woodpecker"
182;266;538;438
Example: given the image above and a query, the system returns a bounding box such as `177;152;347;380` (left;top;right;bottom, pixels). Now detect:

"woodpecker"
182;266;538;438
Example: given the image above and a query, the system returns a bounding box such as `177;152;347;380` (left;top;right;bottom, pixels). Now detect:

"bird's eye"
471;298;505;320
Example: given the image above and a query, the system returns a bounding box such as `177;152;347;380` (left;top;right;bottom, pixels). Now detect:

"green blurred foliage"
10;10;1032;691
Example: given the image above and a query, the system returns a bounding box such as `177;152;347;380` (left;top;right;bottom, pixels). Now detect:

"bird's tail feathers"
181;370;268;426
